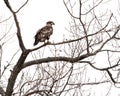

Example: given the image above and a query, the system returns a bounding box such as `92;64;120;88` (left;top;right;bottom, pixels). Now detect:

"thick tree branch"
22;53;94;69
4;0;13;12
13;13;26;51
5;51;29;96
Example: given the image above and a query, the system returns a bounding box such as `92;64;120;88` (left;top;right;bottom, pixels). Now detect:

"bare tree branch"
4;0;26;51
63;0;79;19
106;69;116;83
0;86;5;96
23;90;51;96
0;16;12;23
22;53;95;68
15;0;29;13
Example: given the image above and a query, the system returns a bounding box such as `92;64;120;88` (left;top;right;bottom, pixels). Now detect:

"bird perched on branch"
34;21;55;46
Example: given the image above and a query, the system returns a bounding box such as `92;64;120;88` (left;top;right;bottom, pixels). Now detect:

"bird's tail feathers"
33;39;39;46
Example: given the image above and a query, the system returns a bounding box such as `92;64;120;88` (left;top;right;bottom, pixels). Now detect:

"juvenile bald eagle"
34;21;55;46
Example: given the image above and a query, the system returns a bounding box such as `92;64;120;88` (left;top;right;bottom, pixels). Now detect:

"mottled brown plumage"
34;21;55;46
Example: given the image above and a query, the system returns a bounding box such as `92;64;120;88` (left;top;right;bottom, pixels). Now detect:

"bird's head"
46;21;55;26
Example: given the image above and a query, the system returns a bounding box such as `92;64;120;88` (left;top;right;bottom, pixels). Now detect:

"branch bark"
0;86;5;96
5;51;29;96
22;53;94;69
